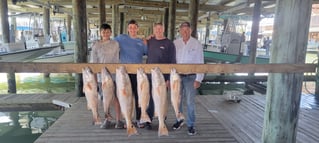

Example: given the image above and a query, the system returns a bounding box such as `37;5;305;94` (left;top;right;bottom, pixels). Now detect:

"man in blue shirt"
114;20;147;128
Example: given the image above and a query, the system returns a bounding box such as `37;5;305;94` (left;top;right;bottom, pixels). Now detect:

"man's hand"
194;81;201;89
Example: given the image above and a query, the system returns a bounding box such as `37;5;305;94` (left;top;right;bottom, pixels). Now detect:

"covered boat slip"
0;92;315;143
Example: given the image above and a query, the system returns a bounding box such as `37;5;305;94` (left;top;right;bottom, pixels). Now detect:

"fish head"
137;68;145;79
82;67;94;81
101;67;112;82
151;67;163;81
170;68;180;81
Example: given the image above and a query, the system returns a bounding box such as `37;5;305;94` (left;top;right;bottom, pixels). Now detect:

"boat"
32;49;74;63
0;43;61;62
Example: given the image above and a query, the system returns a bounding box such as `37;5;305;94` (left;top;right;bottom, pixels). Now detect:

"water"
0;73;75;94
0;110;63;143
0;73;72;142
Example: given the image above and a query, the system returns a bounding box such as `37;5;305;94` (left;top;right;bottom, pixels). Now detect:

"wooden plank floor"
0;93;80;111
197;92;319;143
35;97;238;143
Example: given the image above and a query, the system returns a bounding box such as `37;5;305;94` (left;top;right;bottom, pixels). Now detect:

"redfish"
116;66;138;136
101;67;115;120
170;68;185;122
151;67;168;137
82;67;101;125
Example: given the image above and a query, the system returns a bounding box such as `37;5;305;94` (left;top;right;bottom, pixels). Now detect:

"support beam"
262;0;313;142
72;0;87;97
1;0;16;94
66;15;72;41
43;7;50;38
164;7;169;37
0;63;315;74
119;12;125;34
189;0;199;39
99;0;106;26
168;0;176;40
112;4;119;37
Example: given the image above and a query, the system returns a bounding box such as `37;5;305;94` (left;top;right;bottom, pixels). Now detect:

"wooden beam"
262;0;313;142
0;63;315;74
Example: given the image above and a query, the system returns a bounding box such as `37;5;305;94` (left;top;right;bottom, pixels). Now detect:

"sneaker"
115;120;125;129
137;121;145;128
172;119;184;130
145;122;152;130
100;120;112;129
187;127;197;136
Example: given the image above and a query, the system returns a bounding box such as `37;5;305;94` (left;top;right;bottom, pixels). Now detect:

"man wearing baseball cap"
172;21;204;136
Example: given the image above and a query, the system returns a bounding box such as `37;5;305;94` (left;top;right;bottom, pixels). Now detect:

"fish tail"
127;125;138;137
140;112;151;123
158;124;169;137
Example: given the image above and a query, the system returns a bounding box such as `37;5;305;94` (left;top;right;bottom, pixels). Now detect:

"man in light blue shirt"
114;20;147;128
114;20;147;63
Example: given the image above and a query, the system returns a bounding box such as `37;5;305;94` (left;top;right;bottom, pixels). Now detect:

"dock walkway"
1;92;318;142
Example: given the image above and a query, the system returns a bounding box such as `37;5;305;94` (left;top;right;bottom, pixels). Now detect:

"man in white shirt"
172;22;204;136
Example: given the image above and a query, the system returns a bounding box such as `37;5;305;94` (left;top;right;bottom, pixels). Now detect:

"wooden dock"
1;92;318;143
0;93;79;111
35;96;237;143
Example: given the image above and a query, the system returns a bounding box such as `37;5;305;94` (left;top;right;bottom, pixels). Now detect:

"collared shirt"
90;40;120;63
174;37;204;82
114;34;147;63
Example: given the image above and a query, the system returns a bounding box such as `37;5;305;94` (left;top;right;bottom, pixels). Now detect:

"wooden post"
244;0;262;95
43;7;50;38
67;15;72;41
99;0;106;26
1;0;16;93
164;7;169;37
168;0;176;40
249;0;261;64
262;0;312;142
189;0;199;39
112;4;119;37
72;0;87;97
120;12;124;34
204;12;211;50
316;52;319;97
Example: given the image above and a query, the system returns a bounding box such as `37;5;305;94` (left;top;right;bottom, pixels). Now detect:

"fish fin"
87;83;92;90
173;80;178;90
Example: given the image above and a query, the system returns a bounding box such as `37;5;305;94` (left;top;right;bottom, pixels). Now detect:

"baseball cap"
179;22;191;28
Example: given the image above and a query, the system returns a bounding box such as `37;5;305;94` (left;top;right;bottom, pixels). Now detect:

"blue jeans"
179;75;197;128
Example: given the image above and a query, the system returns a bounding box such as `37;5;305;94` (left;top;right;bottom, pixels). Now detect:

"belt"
180;74;196;77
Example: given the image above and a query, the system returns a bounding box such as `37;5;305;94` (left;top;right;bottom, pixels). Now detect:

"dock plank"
198;93;319;143
35;97;238;143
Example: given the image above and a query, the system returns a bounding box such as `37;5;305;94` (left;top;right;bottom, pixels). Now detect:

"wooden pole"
262;0;312;142
120;12;124;34
244;0;262;95
189;0;199;39
316;52;319;97
112;4;119;37
249;0;261;64
67;15;72;41
168;0;176;40
72;0;87;97
99;0;106;26
43;7;50;38
1;0;16;93
164;7;169;37
204;12;211;50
